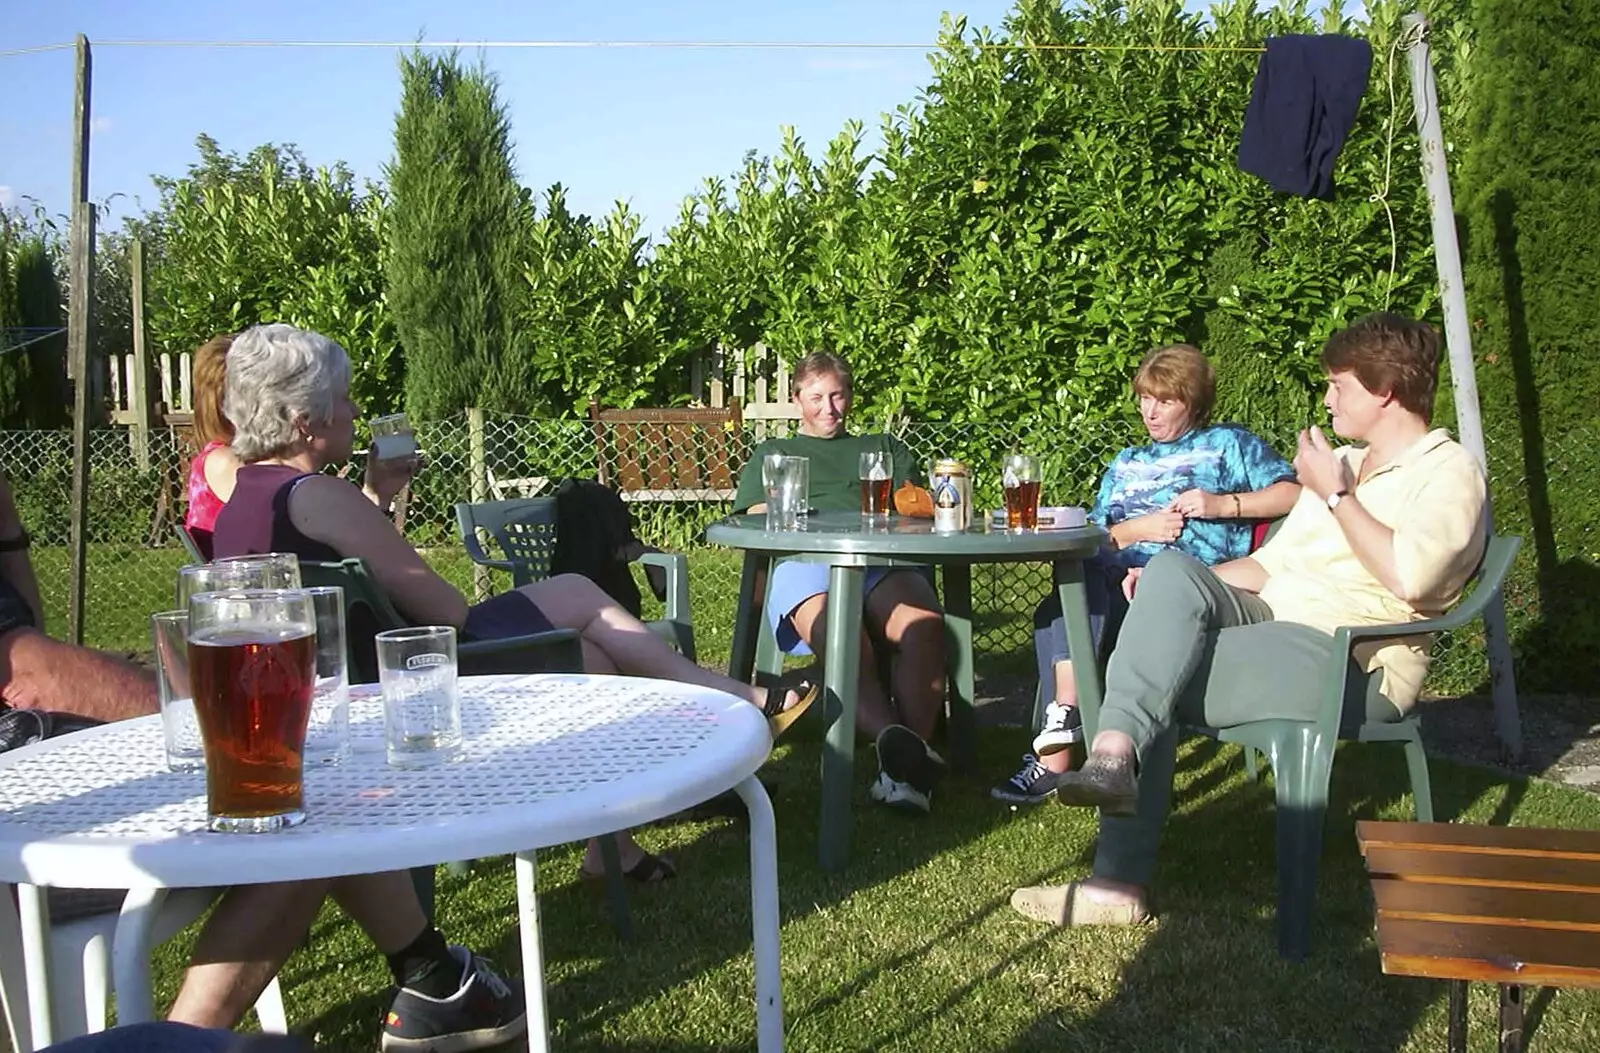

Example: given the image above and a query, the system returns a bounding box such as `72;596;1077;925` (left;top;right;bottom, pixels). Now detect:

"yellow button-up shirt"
1252;429;1487;711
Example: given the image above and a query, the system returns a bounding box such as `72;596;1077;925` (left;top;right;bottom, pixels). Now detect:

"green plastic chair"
454;498;696;661
1079;533;1521;961
297;557;637;938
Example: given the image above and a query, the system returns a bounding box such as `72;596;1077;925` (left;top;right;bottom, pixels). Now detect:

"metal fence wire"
3;411;1593;701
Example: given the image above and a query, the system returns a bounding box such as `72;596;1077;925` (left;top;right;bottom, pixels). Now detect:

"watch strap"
0;529;30;552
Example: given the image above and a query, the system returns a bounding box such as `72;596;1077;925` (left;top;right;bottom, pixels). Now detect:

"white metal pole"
1402;12;1522;760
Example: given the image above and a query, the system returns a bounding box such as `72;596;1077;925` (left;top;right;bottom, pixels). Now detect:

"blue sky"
0;0;1051;237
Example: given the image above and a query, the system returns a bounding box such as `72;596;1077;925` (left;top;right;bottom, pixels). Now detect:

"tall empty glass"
303;586;350;765
151;610;204;772
188;589;317;833
377;626;461;768
763;456;809;531
859;450;893;521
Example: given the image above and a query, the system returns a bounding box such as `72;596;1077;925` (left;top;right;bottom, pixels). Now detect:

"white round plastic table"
0;673;783;1052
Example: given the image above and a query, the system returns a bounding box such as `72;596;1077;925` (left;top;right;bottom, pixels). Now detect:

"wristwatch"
1326;490;1351;512
0;529;31;552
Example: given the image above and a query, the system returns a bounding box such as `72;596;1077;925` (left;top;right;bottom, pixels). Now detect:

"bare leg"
517;575;783;708
327;871;430;954
168;881;330;1028
787;592;899;738
864;571;945;742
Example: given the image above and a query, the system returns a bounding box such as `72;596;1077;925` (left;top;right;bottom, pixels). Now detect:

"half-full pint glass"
859;450;893;520
1002;454;1041;531
188;589;317;833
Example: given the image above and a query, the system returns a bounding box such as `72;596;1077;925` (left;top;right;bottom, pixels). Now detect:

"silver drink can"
931;459;971;533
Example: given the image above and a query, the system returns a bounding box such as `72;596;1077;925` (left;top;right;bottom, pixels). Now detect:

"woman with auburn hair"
182;334;243;556
991;343;1302;804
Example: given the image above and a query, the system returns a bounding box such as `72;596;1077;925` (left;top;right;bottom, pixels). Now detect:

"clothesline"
3;38;1268;59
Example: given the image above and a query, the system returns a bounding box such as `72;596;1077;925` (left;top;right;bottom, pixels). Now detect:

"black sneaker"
381;946;528;1052
870;724;947;815
989;753;1058;805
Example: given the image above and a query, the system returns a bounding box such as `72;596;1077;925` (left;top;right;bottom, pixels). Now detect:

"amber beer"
1005;479;1042;530
189;627;316;829
859;476;892;516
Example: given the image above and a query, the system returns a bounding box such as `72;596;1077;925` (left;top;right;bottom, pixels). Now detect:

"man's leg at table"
171;871;526;1050
788;568;948;816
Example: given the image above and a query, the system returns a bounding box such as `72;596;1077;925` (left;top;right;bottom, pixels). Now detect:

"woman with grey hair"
211;324;814;882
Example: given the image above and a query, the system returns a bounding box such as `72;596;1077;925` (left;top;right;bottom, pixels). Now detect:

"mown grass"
140;724;1600;1052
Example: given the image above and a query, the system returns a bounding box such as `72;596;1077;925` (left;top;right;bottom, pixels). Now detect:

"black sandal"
580;852;678;885
763;680;819;739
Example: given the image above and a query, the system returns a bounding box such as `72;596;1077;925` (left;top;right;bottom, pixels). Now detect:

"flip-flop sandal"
763;680;819;739
579;852;678;885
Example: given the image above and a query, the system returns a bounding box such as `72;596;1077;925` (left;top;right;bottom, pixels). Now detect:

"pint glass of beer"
1002;454;1041;531
859;450;893;521
187;588;317;833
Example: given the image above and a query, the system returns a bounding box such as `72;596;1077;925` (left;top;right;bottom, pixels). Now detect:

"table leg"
729;552;771;683
734;774;785;1052
0;884;37;1052
1498;983;1523;1053
1055;560;1103;741
16;884;53;1050
514;851;550;1053
1447;979;1467;1053
820;563;864;872
940;564;976;774
110;886;171;1027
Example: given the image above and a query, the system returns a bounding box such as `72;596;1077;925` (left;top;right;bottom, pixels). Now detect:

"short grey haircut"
224;324;352;461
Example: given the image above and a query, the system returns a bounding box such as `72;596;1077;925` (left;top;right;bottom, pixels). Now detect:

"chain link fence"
4;412;1593;701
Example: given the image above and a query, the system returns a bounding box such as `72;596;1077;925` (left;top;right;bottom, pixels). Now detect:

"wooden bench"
587;400;742;502
1356;819;1600;1053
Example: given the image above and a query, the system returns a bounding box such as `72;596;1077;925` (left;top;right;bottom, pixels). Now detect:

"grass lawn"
141;726;1600;1052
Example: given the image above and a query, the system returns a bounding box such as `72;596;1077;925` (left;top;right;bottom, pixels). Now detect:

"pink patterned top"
184;440;230;533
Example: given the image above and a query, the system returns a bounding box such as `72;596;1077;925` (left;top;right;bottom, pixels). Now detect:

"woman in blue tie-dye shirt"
993;344;1301;803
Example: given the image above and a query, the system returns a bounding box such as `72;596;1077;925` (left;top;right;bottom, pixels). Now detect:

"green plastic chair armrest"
636;550;690;625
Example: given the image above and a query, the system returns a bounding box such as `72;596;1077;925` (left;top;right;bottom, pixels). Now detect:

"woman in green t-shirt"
733;352;949;816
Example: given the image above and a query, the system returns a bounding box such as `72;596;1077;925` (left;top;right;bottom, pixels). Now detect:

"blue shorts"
463;590;556;641
766;560;922;655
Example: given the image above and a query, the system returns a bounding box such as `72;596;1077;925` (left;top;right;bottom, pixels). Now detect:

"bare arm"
201;445;245;505
1170;480;1301;521
1;629;158;720
1293;427;1411;597
288;474;469;628
0;472;43;627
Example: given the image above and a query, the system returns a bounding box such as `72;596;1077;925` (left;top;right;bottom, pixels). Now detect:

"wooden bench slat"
1375;916;1600;989
1373;878;1600;931
1365;846;1600;892
1358;820;1600;861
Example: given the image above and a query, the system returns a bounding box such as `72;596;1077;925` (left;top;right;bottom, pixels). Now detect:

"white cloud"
91;115;114;134
0;186;14;209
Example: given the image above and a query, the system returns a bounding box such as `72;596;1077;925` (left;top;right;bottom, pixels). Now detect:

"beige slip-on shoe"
1010;881;1151;927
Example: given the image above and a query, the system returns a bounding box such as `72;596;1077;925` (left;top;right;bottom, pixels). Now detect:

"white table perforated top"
0;674;771;890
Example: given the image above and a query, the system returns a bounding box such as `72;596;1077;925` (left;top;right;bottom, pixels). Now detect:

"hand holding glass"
187;589;317;833
369;413;417;461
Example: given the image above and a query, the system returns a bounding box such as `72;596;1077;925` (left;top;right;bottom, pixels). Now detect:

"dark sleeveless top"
211;464;343;564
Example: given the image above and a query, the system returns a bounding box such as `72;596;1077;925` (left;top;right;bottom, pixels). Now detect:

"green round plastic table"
706;510;1108;870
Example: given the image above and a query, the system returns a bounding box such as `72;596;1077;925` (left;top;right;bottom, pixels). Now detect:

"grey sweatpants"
1091;550;1401;886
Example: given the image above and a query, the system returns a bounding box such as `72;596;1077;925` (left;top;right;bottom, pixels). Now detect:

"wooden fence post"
129;239;152;471
467;408;490;601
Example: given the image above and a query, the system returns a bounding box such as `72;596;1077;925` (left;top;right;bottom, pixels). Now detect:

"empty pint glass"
377;626;461;768
763;455;809;531
179;553;302;607
1002;454;1041;531
859;450;893;521
188;589;317;833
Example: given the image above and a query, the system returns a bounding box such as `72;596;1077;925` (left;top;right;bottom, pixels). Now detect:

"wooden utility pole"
66;34;95;646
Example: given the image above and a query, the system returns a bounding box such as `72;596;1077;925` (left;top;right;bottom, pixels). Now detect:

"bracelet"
0;529;30;552
1231;494;1242;519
